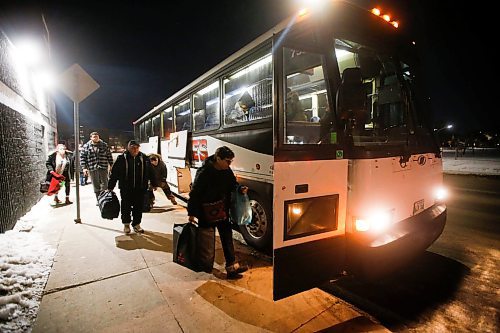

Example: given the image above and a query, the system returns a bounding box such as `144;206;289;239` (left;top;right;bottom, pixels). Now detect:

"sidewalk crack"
43;267;148;295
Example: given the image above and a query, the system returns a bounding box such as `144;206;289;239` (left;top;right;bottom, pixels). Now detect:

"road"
320;174;500;332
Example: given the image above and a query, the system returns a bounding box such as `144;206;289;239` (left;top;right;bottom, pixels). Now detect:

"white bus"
134;1;447;300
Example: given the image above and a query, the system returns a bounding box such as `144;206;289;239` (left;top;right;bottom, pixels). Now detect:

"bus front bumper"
346;203;447;279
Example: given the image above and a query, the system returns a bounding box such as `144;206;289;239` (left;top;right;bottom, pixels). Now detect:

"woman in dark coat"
187;146;249;278
46;144;74;205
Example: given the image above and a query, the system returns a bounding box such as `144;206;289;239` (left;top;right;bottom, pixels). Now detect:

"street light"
434;124;453;133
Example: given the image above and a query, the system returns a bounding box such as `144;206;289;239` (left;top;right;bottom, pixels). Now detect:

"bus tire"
239;192;272;252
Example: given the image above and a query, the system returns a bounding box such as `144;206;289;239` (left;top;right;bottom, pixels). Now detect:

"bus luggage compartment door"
273;160;348;300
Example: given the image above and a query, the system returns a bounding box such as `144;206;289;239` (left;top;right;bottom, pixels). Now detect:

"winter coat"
108;151;158;191
151;159;168;183
80;139;113;171
45;151;74;182
187;155;238;226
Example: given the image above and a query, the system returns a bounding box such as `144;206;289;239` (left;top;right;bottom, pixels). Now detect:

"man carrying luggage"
107;140;158;234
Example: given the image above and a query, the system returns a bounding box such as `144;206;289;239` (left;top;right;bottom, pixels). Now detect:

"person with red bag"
45;144;74;206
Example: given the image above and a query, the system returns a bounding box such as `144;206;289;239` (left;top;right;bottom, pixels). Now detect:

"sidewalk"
26;183;388;332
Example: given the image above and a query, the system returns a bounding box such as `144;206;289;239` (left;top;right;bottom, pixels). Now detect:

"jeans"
89;168;109;194
80;173;88;185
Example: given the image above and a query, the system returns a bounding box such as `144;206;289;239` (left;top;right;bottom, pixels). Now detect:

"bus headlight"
434;187;448;201
355;210;393;232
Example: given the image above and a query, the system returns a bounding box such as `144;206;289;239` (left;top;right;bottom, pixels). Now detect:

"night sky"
1;1;497;136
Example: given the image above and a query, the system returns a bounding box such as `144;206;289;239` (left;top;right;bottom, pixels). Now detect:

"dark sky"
1;1;497;136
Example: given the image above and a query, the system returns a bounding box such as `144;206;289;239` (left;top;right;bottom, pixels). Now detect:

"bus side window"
174;99;192;132
223;53;272;126
193;81;220;131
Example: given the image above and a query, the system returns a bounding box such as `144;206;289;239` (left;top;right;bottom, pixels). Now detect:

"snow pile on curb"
0;203;56;332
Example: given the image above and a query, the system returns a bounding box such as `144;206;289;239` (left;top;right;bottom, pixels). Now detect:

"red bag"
47;178;61;195
202;199;227;223
47;172;65;195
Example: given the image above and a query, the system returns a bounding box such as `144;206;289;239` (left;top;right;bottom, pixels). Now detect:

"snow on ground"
0;201;56;333
442;148;500;176
0;148;498;332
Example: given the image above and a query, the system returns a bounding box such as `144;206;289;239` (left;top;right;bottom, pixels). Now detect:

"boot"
226;262;248;279
51;196;61;206
65;196;73;205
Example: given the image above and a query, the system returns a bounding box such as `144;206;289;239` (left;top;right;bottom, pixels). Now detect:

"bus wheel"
239;193;272;252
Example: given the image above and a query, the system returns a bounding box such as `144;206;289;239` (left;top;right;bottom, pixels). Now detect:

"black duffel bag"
97;190;120;219
39;181;50;193
173;223;215;273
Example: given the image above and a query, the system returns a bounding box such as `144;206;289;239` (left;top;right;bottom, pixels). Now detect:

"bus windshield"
334;38;424;148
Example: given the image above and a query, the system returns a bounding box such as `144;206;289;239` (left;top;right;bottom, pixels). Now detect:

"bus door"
272;40;348;300
166;130;192;195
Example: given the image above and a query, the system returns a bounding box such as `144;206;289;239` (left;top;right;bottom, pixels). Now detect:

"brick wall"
0;30;57;232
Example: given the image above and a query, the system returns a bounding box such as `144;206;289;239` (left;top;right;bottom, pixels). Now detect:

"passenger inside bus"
286;88;307;121
226;91;255;123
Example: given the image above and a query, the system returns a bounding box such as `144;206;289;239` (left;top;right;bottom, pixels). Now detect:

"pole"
73;100;82;224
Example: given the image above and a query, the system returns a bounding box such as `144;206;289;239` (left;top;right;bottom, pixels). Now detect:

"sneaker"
123;224;131;234
133;224;144;233
226;262;248;279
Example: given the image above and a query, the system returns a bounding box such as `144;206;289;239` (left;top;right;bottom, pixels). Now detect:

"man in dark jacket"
187;146;249;278
108;140;158;234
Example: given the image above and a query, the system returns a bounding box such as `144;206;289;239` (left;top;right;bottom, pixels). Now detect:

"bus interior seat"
336;67;368;130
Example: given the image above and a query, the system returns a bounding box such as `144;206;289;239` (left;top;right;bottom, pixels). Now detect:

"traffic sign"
59;63;99;103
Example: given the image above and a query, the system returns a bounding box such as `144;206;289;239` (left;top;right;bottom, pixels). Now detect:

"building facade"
0;30;57;232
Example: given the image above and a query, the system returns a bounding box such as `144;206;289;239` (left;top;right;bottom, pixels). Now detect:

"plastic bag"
230;188;252;225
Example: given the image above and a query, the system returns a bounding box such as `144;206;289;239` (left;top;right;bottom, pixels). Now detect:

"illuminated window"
162;106;173;139
174;99;191;132
193;81;220;131
283;48;332;144
223;52;273;126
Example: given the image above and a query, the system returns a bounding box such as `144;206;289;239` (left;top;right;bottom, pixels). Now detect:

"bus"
133;1;447;300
